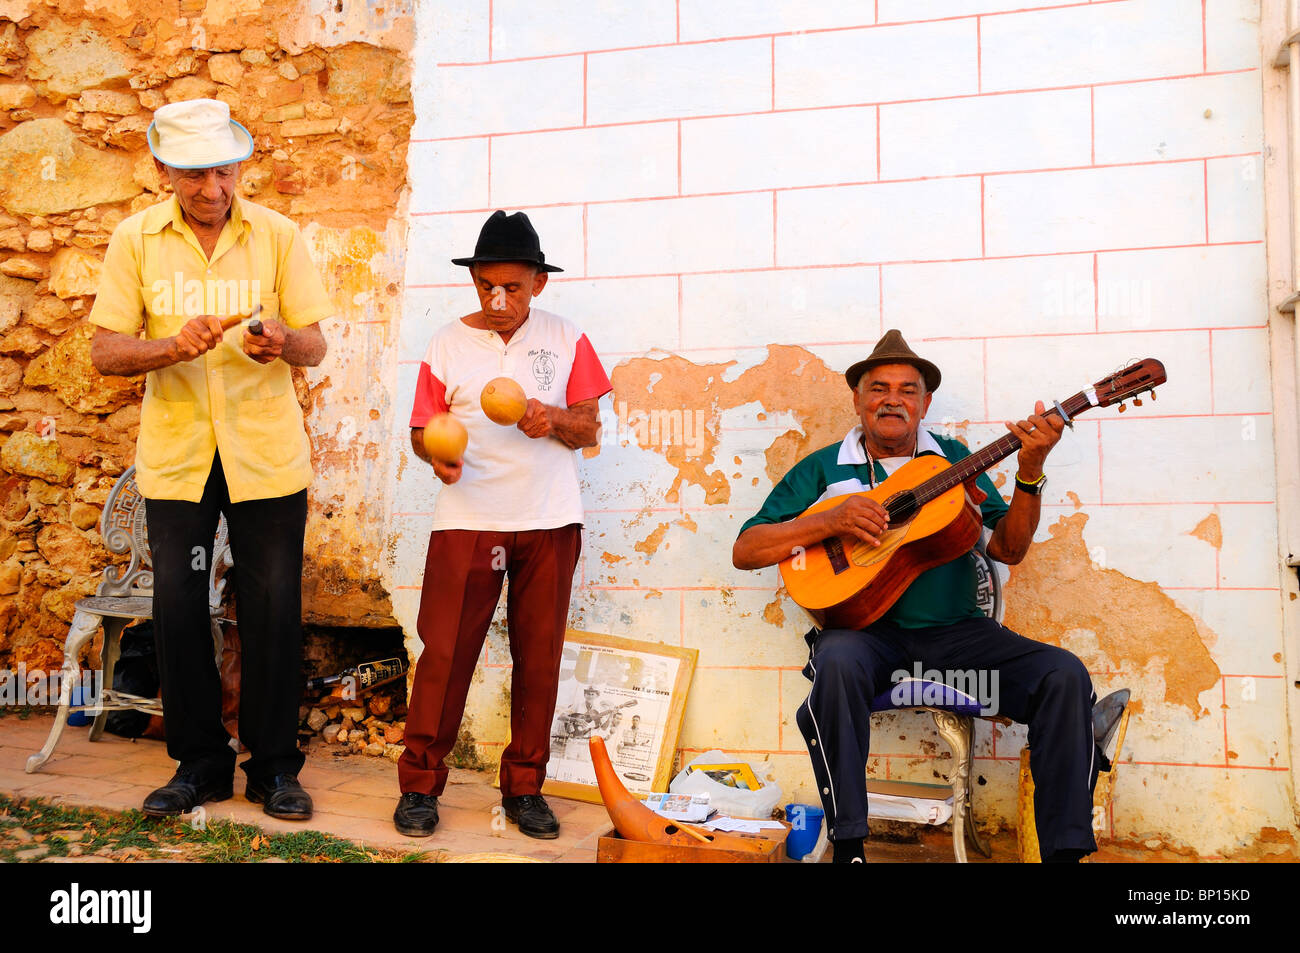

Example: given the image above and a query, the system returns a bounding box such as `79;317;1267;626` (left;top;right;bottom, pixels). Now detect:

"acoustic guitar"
778;358;1167;630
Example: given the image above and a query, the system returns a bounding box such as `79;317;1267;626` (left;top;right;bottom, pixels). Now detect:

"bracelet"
1014;472;1047;496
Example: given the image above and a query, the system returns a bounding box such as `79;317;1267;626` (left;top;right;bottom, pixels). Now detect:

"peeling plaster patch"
609;345;857;504
763;588;787;627
600;551;625;565
634;521;670;556
1188;512;1223;549
1003;513;1220;717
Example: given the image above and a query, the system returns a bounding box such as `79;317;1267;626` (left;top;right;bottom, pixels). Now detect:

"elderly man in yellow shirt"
89;99;334;821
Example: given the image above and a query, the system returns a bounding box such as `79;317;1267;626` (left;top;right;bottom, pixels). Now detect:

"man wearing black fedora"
395;211;612;839
734;329;1124;863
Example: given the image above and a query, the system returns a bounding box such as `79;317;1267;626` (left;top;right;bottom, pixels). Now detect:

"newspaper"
545;638;682;796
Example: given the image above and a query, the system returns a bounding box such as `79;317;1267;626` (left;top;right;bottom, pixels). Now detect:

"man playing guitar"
733;329;1111;864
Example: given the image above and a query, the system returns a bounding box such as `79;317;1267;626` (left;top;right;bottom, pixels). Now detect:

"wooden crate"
597;825;789;863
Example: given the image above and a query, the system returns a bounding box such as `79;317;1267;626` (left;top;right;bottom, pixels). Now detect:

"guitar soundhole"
824;537;850;575
886;490;918;524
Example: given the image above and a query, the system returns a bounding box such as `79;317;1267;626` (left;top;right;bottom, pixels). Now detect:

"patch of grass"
0;704;49;720
0;794;418;863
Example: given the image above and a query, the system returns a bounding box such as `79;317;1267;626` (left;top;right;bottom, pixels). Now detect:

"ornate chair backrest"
97;465;233;615
971;537;1004;625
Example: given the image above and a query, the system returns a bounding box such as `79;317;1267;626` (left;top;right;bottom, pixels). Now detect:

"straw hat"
147;99;254;169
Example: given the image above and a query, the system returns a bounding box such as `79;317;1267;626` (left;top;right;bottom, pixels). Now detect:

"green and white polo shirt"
739;426;1009;629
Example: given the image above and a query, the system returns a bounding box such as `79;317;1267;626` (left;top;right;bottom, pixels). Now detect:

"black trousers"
145;454;308;782
795;617;1099;860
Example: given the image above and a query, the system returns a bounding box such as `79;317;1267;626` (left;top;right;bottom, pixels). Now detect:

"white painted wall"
391;0;1295;854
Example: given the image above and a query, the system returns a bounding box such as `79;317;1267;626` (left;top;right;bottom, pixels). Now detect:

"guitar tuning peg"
1150;389;1156;401
1133;397;1142;407
1118;402;1127;413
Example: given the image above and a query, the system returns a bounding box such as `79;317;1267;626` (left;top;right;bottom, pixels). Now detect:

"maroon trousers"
398;525;582;797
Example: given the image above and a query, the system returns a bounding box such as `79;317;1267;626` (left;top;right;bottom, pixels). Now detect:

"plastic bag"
668;749;782;819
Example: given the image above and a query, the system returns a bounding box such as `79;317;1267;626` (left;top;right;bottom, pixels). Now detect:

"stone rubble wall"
0;0;413;672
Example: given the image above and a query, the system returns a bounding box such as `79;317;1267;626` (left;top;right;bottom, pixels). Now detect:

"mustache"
874;406;911;423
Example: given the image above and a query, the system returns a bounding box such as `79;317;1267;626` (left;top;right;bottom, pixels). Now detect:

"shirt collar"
837;425;944;466
140;194;252;241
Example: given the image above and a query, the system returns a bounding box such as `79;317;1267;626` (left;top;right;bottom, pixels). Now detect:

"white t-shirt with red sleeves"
409;307;612;532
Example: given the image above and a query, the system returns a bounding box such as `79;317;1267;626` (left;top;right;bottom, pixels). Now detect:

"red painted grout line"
676;119;682;194
1126;760;1289;771
875;106;882;179
564;507;687;514
1059;499;1278;506
582;53;588;126
598;409;1253;428
1163;586;1280;592
487;0;493;61
410;68;1260;142
975;15;982;94
1202;0;1208;73
435;0;1136;69
409;152;1261;219
874;0;878;24
770;35;776;110
393;496;1281;520
1203;158;1210;242
675;0;680;43
404;240;1262;286
771;191;778;266
979;173;986;257
1220;673;1289;679
588;585;775;592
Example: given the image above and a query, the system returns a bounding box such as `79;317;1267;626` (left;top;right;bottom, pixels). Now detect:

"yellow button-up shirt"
88;195;335;503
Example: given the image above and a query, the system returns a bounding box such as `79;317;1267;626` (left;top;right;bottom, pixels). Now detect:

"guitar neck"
910;390;1094;507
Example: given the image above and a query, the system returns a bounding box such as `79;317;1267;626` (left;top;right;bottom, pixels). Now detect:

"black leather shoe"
502;794;559;839
393;793;440;837
245;773;313;820
142;770;233;818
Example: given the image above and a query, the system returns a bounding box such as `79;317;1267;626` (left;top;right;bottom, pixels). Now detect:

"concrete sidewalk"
0;713;611;862
5;712;1212;863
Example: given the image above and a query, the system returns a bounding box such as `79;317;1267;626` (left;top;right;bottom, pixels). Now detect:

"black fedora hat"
451;210;563;272
844;329;942;393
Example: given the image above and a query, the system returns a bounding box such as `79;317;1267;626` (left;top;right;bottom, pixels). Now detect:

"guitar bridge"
823;537;850;575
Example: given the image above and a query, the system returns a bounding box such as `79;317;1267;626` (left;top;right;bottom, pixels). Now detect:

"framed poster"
539;629;698;805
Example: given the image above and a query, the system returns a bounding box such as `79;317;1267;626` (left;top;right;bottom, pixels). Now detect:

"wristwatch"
1015;472;1047;496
